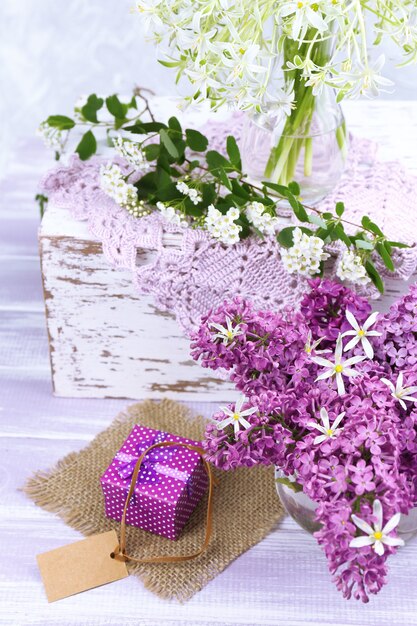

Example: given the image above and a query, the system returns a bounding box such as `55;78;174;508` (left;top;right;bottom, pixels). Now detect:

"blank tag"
37;530;128;602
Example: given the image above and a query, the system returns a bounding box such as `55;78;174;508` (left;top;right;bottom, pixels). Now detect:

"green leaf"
143;143;160;161
134;171;157;199
226;135;241;170
125;121;167;134
81;94;104;123
293;200;309;223
335;201;345;217
168;116;182;133
185;128;209;152
334;223;351;247
376;242;395;272
308;213;327;228
46;115;75;130
231;179;250;200
206;150;230;170
263;181;290;197
288;181;300;196
35;193;48;219
75;130;97;160
159;129;179;158
365;260;384;294
388;240;410;249
355;239;374;251
217;166;233;190
106;95;126;120
277;227;296;248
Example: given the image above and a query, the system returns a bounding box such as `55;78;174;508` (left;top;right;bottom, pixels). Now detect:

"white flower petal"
362;336;374;359
398;371;404;390
381;378;395;393
311;356;334;368
350;536;375;548
373;500;383;529
336;372;345;395
382;512;401;535
363;311;379;330
217;416;234;430
351;515;375;536
374;540;385;556
335;335;343;362
239;406;258;417
332;411;346;430
382;536;405;547
313;434;328;445
346;309;360;331
344;336;360;352
239;416;252;430
316;370;334;381
235;396;245;413
344;355;366;367
342;330;358;338
320;407;330;429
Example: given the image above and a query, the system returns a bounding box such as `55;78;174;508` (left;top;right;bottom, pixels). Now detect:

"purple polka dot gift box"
100;425;209;540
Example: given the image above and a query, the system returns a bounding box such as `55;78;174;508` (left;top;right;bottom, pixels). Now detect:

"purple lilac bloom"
191;279;417;602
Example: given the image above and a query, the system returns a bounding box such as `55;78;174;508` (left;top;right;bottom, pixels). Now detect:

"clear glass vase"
240;30;348;205
275;468;417;542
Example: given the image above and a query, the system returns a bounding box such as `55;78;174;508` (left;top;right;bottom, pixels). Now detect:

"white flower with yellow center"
311;334;366;395
304;330;328;356
381;372;417;410
342;310;381;359
307;407;345;444
217;396;257;435
350;500;404;556
278;1;329;41
209;315;242;345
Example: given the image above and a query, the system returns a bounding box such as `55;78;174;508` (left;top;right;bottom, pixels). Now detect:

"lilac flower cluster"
191;279;417;602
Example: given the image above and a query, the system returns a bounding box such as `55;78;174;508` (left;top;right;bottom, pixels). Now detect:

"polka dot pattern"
100;425;208;540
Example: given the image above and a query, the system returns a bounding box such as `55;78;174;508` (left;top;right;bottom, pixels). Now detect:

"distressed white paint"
39;99;417;399
40;205;234;400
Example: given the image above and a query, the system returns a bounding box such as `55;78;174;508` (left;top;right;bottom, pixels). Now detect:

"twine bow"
111;441;216;565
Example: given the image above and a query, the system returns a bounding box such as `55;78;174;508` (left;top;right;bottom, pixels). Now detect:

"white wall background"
0;0;416;176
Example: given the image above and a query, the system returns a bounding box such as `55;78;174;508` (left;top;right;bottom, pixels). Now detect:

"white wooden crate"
39;203;234;400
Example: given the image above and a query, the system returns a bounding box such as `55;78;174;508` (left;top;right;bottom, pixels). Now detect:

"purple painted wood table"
1;101;417;626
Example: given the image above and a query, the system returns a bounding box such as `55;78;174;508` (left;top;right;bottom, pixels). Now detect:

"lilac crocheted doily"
41;113;417;336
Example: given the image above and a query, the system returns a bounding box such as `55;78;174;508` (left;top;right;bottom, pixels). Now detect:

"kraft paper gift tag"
37;530;128;602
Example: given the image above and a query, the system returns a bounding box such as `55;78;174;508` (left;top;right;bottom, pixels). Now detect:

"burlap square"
24;399;283;601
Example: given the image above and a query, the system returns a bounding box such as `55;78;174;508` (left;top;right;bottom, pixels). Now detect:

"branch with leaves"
38;90;409;293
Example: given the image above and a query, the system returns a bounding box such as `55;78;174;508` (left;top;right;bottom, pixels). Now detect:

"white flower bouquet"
136;0;417;192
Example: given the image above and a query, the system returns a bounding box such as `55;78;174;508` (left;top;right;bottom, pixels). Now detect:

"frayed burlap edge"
24;399;284;601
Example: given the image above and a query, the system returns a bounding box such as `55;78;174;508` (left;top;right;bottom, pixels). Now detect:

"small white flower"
205;204;242;245
217;395;258;435
113;136;150;170
350;500;404;556
278;0;329;41
281;228;329;277
307;407;345;445
176;181;202;205
336;250;370;286
37;121;66;151
156;201;188;227
209;315;242;345
381;372;417;410
342;310;381;359
304;330;328;356
341;55;394;99
311;334;366;395
246;201;280;236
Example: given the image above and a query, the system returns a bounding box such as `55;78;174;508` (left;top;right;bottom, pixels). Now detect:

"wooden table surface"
1;101;417;626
